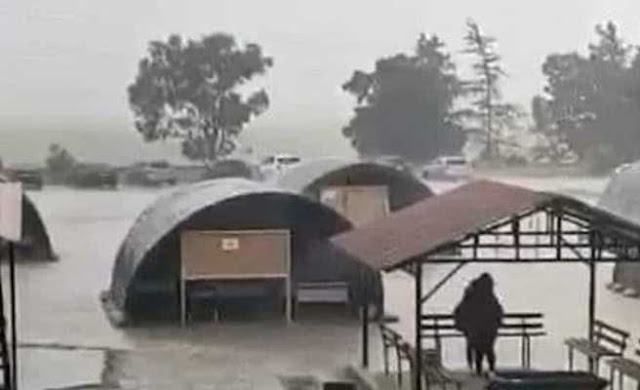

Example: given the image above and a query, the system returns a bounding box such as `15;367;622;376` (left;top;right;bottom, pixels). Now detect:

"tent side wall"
0;175;54;261
19;196;54;260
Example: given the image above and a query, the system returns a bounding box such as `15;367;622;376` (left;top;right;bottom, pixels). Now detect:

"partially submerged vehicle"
68;164;118;189
371;155;414;175
122;160;177;187
422;155;472;180
5;166;43;190
202;158;262;181
259;154;301;180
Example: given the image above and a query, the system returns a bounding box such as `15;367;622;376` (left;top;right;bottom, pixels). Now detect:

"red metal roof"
330;180;552;271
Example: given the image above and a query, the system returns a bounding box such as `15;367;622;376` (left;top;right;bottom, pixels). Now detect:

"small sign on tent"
0;183;22;242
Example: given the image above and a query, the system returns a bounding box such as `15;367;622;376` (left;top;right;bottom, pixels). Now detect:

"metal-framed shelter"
331;180;640;390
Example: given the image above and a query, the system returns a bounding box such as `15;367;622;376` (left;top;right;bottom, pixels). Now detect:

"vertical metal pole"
361;265;370;368
285;232;292;324
361;301;369;368
556;212;562;261
0;244;9;390
513;219;520;261
588;231;597;373
473;235;478;261
415;261;423;390
9;242;17;390
285;276;292;324
534;214;540;258
180;264;186;327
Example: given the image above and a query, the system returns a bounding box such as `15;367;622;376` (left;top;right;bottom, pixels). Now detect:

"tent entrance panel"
320;186;389;227
180;229;291;325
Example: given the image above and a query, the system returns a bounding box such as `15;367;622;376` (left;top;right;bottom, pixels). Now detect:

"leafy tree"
530;95;573;162
588;22;629;67
127;33;272;166
540;21;640;171
462;19;519;160
46;143;76;183
531;95;552;133
342;34;465;162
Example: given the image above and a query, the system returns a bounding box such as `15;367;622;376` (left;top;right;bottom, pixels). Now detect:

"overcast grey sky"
1;0;639;138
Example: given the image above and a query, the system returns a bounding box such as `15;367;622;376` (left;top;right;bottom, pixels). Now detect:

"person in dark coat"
453;278;479;370
454;273;504;375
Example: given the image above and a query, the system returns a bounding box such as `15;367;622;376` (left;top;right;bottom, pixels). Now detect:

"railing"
420;312;545;368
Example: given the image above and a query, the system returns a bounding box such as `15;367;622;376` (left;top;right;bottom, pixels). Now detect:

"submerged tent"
0;174;54;261
277;157;432;224
599;163;640;291
103;178;382;325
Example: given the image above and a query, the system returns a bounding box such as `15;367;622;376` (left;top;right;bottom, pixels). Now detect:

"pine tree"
462;19;517;160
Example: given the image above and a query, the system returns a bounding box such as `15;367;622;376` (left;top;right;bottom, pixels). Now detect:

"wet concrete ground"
11;176;640;389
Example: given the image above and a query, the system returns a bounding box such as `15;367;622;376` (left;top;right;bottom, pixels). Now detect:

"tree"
46;143;76;183
530;95;573;163
341;34;465;162
540;21;640;171
588;21;629;67
127;33;272;166
462;19;519;161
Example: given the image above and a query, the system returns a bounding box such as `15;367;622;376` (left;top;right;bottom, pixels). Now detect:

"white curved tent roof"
598;163;640;224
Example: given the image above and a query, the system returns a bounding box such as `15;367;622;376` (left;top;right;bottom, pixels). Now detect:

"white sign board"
0;183;22;242
221;237;240;251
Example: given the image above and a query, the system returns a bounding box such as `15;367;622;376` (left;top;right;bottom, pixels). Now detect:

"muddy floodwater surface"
11;177;640;389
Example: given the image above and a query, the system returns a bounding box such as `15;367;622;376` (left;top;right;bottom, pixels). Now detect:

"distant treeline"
125;22;640;174
342;20;640;172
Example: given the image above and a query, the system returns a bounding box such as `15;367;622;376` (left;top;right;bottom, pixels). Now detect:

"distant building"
102;178;381;326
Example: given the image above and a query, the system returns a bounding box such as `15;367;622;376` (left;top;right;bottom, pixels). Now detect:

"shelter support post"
285;276;292;324
180;265;186;327
361;301;369;368
9;242;17;390
513;219;520;261
415;261;423;390
588;231;598;373
285;237;292;324
556;211;562;261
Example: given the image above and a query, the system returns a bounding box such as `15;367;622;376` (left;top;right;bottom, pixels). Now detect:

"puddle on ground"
21;348;126;390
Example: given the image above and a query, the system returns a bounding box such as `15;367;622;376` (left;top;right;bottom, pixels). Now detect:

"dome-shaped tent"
598;163;640;291
277;157;432;223
103;178;382;325
0;174;54;261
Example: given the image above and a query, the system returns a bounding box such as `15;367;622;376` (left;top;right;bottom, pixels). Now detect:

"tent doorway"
179;229;292;325
320;185;389;227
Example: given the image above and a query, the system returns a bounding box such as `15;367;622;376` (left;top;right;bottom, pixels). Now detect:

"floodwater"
10;176;640;389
